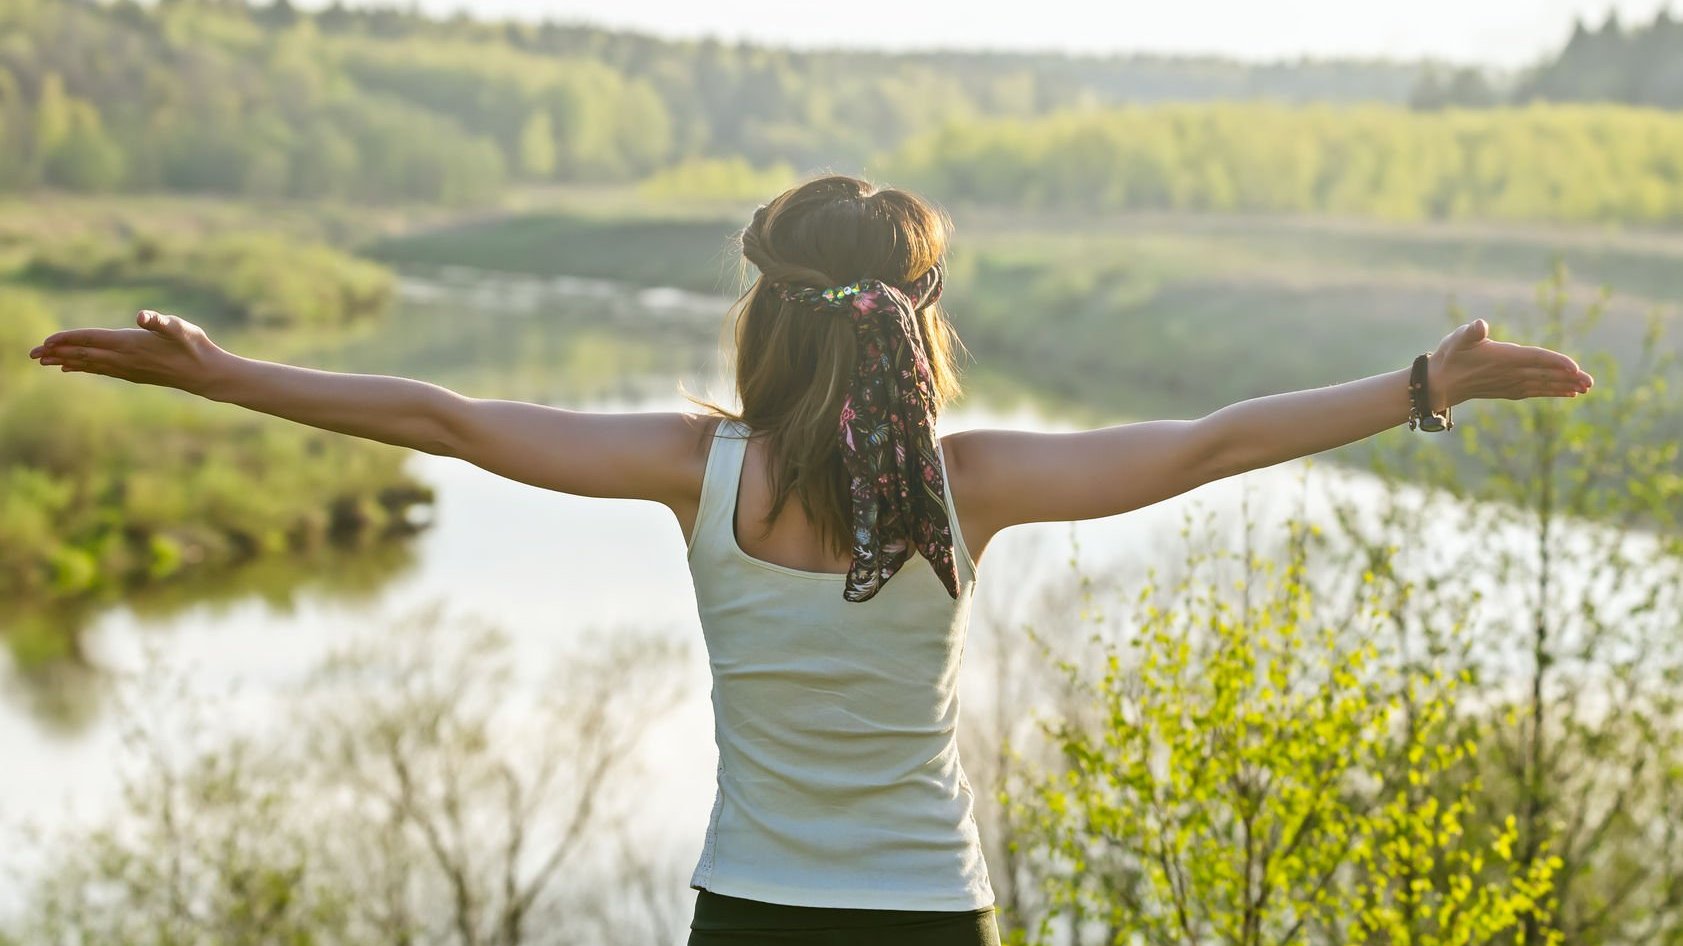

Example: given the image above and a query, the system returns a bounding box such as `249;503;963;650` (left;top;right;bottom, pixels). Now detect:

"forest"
0;0;1417;203
7;0;1683;224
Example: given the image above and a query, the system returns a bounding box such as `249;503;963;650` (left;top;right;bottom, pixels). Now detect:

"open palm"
26;310;227;395
1429;318;1593;409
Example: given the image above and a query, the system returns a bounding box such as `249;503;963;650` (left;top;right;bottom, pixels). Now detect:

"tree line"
1413;8;1683;110
0;0;1418;203
883;103;1683;224
5;2;1681;219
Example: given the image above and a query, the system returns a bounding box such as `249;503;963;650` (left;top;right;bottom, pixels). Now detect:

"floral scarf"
777;264;959;603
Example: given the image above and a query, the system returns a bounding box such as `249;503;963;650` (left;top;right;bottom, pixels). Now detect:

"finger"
1519;367;1577;387
137;309;187;338
43;341;111;361
1527;345;1587;379
1451;318;1488;350
44;346;98;370
1523;351;1590;385
38;328;130;351
1539;350;1580;374
1545;366;1588;388
63;349;131;379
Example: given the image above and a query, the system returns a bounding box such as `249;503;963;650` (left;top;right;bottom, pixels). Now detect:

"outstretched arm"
945;319;1594;557
26;310;706;506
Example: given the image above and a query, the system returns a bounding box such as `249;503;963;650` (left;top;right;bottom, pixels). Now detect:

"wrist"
1426;351;1459;411
191;347;245;402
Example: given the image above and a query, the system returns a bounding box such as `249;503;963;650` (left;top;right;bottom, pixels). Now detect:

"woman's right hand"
26;309;232;397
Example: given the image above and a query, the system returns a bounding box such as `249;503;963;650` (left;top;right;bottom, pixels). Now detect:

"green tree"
1002;498;1559;946
1411;66;1500;110
614;80;674;176
517;108;557;178
30;71;71;181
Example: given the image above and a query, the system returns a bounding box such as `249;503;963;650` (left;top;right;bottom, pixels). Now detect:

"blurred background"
1;2;1681;944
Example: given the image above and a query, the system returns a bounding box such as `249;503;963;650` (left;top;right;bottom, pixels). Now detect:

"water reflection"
2;508;425;730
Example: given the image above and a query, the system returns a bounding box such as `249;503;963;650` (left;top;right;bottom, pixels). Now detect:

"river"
2;266;1672;939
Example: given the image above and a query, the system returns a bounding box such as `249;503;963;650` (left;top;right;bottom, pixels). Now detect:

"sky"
314;0;1679;68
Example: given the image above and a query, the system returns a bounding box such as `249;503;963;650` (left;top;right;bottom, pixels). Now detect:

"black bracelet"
1407;353;1453;432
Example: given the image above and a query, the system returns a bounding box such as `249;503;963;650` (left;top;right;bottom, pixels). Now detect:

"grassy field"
363;212;750;295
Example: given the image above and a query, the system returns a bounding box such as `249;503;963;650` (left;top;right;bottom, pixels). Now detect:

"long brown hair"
689;174;969;559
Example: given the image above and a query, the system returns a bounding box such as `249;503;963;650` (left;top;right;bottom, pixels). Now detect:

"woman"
26;175;1593;945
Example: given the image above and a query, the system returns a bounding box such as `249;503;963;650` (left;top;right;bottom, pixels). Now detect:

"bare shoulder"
938;426;1052;507
938;428;1016;560
674;411;728;485
660;411;734;546
938;428;1053;552
640;410;725;506
442;400;727;504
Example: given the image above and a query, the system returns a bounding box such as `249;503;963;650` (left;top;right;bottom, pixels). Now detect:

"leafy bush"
0;376;431;604
1001;503;1559;946
23;232;395;327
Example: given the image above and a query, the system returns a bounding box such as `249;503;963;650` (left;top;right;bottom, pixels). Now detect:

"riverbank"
0;198;447;624
369;201;1683;477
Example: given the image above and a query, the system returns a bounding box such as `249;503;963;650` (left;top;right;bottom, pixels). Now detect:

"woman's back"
684;416;994;911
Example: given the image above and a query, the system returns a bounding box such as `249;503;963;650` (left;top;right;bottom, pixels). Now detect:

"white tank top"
685;417;994;911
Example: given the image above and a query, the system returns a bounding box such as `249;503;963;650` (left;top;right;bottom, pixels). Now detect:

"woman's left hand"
1429;318;1594;410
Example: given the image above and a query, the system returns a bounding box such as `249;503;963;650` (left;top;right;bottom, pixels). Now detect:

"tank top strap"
688;417;750;559
688;417;977;587
936;438;978;587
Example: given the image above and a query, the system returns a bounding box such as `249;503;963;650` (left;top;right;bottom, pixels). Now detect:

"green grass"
977;212;1683;306
0;211;430;612
363;212;748;295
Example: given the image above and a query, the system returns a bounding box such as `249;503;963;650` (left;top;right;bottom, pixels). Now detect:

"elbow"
416;432;459;458
425;390;473;459
1203;449;1247;485
1195;416;1250;484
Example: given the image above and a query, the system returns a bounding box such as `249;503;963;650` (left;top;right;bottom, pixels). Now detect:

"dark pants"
687;888;1001;945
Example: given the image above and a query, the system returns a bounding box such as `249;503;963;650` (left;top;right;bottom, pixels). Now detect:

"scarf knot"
775;264;959;603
